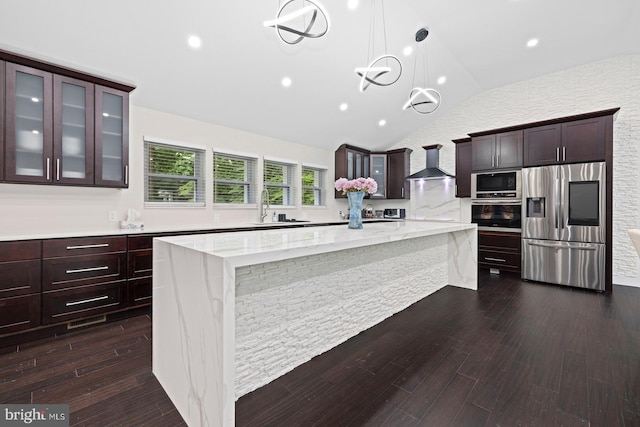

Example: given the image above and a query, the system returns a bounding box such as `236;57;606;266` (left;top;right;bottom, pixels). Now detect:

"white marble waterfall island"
152;221;477;426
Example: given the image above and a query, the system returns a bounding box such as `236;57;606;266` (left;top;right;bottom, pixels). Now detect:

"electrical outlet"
108;211;118;222
214;214;220;222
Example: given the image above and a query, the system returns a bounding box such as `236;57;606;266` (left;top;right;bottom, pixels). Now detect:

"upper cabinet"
0;49;135;188
453;137;472;198
471;130;523;171
334;144;370;198
0;61;4;181
334;144;410;199
524;116;607;167
95;86;129;187
386;148;411;199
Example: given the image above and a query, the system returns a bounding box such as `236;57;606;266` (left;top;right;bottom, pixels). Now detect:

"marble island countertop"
156;220;477;267
0;218;458;242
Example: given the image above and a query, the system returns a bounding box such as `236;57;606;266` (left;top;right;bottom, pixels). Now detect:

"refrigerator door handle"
525;241;597;251
554;178;561;229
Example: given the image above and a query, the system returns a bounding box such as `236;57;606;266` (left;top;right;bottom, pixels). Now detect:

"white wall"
389;54;640;287
0;105;338;237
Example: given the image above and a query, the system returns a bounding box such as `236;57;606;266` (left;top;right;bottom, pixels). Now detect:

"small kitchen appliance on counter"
383;208;406;219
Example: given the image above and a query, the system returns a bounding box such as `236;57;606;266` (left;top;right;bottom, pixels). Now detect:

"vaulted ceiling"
1;0;639;151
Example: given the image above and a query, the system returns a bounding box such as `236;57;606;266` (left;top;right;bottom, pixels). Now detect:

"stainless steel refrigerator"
522;162;606;291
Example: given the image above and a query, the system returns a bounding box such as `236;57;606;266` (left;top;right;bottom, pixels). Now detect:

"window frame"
213;150;258;206
301;164;327;207
263;158;297;207
143;137;206;208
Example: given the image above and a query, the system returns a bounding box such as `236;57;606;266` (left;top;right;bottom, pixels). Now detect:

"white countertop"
156;220;476;267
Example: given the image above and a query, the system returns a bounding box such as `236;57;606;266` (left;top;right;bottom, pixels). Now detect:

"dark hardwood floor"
1;271;639;426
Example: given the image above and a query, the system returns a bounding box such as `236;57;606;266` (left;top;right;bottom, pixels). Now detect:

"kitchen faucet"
259;188;270;222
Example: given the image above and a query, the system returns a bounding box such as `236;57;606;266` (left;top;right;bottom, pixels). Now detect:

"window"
302;165;326;206
264;159;296;206
213;151;257;204
144;139;205;206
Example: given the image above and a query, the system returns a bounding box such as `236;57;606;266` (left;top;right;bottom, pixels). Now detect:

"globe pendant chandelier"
403;27;442;114
354;0;402;92
264;0;330;45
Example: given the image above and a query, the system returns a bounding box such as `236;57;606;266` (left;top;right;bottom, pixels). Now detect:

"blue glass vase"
347;191;365;229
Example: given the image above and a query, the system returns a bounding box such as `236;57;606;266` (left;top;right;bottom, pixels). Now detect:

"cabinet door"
370;154;386;198
53;75;95;185
95;85;129;187
0;61;4;181
561;116;606;163
455;141;472;198
523;124;562;167
495;130;523;169
471;135;496;171
5;63;53;183
387;149;410;199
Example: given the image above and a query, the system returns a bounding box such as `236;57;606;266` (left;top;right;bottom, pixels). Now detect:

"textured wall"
391;55;640;286
234;234;449;397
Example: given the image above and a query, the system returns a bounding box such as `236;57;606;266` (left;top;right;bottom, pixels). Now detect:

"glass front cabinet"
0;51;133;188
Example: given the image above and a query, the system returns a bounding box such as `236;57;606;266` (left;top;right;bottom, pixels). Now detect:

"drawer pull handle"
484;257;506;263
66;266;109;274
66;295;109;307
66;243;110;250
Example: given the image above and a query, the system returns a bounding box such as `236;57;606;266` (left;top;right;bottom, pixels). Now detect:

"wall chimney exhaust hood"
406;144;454;180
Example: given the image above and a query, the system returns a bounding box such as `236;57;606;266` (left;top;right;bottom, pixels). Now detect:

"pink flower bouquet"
334;177;378;195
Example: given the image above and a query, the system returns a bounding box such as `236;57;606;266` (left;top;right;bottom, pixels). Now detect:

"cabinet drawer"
479;249;521;270
0;294;41;336
43;236;126;258
42;282;125;324
43;253;127;291
478;231;521;251
127;277;152;307
128;235;154;250
0;259;41;297
0;240;41;262
128;249;152;279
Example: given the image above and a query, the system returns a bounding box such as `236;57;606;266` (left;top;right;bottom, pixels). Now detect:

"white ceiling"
1;0;639;152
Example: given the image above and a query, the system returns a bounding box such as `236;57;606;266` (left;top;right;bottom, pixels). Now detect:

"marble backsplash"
409;178;467;222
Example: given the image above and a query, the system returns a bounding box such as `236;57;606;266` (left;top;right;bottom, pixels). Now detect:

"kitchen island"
152;221;477;426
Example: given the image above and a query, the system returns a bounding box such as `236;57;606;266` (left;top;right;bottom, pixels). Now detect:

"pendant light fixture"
354;0;402;92
403;27;441;114
264;0;330;45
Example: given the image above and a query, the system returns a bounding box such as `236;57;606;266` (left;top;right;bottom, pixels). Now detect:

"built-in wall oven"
471;170;522;231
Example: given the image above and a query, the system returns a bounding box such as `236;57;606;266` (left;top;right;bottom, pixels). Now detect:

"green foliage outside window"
147;146;197;202
213;155;252;203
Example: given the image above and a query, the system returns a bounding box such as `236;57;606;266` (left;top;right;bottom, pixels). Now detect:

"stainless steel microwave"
471;169;521;200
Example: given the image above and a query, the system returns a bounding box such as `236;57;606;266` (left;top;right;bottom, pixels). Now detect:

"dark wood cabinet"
53;75;95;185
471;131;523;171
0;49;134;188
126;235;153;307
94;85;129;187
334;144;370;198
0;240;42;335
4;63;54;183
524;116;607;166
386;148;411;199
478;230;521;273
41;236;127;325
453;137;472;198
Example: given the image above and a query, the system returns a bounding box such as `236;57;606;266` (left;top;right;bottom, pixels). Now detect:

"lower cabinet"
0;241;42;335
41;236;128;325
478;230;521;273
127;235;154;307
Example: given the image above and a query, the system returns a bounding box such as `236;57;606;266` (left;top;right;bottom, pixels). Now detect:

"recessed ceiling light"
403;46;413;56
437;76;446;85
527;38;539;48
378;119;386;127
347;0;359;10
31;97;39;103
188;35;202;49
32;130;39;134
281;77;292;87
339;103;348;111
103;113;109;117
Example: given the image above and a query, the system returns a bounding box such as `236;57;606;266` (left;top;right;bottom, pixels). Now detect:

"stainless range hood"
406;144;454;180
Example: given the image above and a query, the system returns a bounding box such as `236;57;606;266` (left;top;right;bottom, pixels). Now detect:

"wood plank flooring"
1;271;639;426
